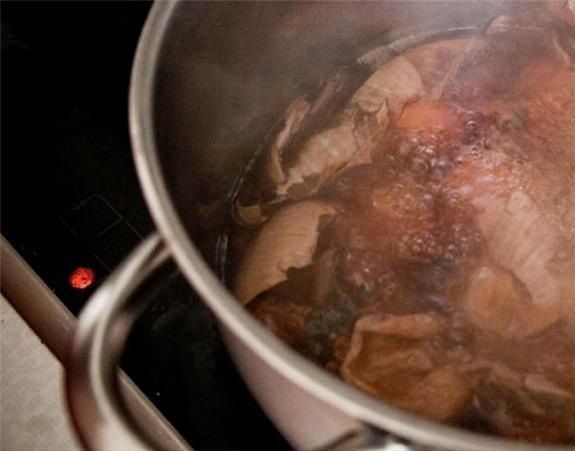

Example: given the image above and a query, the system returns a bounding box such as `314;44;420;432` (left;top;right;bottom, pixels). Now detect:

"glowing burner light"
69;267;95;290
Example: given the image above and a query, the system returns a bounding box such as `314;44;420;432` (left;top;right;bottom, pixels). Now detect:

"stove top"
1;2;289;448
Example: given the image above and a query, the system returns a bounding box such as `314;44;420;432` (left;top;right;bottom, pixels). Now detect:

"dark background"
1;2;289;449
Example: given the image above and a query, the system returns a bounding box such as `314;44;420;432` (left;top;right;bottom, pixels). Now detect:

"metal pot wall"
66;1;573;450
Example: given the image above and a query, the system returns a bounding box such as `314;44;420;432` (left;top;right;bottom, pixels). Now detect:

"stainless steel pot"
65;2;573;450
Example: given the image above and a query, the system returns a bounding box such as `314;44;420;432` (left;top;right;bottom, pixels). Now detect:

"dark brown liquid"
228;12;575;444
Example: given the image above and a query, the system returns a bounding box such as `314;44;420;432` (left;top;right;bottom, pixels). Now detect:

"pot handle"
65;233;178;451
65;233;411;451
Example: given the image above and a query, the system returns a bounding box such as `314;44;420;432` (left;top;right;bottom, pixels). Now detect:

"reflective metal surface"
125;1;575;449
65;234;188;451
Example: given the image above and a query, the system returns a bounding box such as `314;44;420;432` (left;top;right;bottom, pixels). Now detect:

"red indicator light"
69;267;95;290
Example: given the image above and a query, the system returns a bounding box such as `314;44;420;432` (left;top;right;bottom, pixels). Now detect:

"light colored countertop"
1;294;81;451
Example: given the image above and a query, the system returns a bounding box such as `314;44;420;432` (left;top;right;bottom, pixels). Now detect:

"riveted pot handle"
64;233;408;451
65;233;180;451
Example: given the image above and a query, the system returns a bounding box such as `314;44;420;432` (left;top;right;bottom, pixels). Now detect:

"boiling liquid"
228;12;575;444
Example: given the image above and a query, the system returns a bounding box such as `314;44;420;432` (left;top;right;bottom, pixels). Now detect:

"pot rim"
129;2;570;450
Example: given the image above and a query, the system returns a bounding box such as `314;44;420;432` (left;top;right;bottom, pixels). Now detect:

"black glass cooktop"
1;2;289;449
